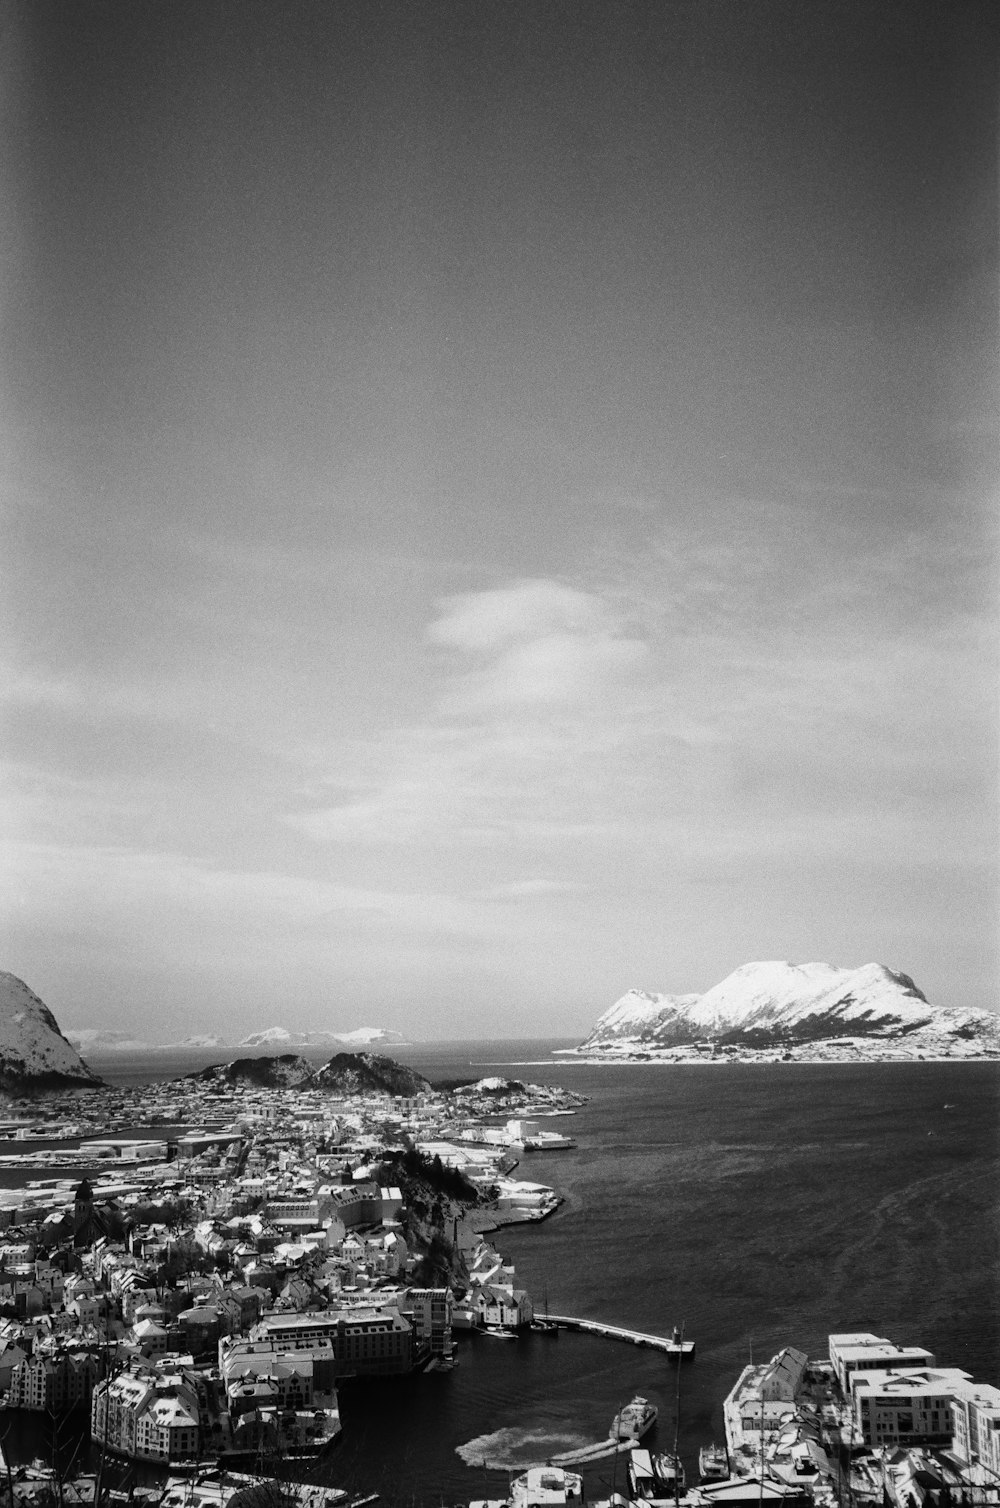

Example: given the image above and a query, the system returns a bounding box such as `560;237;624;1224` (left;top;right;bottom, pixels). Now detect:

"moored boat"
511;1466;584;1508
698;1443;730;1482
627;1448;685;1502
611;1395;658;1441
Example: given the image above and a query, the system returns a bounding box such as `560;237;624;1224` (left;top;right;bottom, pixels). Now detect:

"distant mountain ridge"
65;1024;407;1054
578;961;1000;1058
0;975;103;1091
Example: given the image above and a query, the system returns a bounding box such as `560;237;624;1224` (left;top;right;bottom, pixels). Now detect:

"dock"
546;1315;695;1355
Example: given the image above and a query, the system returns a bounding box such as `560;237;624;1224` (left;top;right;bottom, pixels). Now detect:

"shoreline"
550;1051;1000;1066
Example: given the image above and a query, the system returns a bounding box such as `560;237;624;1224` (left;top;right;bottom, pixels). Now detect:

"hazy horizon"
3;3;996;1039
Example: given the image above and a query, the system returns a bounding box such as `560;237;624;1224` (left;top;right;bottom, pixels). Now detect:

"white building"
852;1367;972;1449
951;1381;1000;1483
829;1333;936;1397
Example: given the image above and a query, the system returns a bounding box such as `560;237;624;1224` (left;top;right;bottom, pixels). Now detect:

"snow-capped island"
566;961;1000;1063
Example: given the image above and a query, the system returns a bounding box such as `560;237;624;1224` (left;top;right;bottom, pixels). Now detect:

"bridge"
545;1314;695;1355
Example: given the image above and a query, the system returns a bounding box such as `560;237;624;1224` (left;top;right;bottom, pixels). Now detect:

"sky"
1;1;997;1042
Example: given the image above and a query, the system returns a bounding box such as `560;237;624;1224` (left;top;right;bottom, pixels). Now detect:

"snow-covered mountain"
237;1026;405;1051
0;975;103;1090
65;1028;155;1053
579;962;1000;1058
66;1024;407;1054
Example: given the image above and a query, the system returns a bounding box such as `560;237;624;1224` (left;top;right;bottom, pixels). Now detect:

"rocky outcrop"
310;1052;431;1096
578;962;1000;1059
182;1050;431;1094
0;975;103;1092
189;1054;317;1089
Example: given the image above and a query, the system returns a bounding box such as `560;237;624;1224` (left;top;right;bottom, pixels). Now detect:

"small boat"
628;1449;685;1502
510;1466;584;1507
611;1395;658;1441
699;1443;730;1482
481;1325;518;1339
531;1290;559;1333
651;1453;685;1497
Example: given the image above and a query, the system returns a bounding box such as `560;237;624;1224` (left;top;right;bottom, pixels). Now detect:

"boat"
531;1289;559;1333
522;1131;577;1150
481;1325;518;1339
698;1443;730;1482
611;1395;658;1441
510;1466;584;1507
627;1449;685;1501
651;1453;685;1497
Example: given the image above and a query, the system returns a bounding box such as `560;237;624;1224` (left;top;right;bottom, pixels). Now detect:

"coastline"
551;1050;1000;1066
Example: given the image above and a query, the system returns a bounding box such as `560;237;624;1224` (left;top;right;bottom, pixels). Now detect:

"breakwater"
545;1315;694;1355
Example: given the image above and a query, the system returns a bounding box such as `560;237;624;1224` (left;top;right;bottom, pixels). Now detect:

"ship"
611;1395;658;1440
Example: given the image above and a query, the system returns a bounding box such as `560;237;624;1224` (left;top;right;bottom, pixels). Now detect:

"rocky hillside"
578;961;1000;1058
189;1054;317;1089
311;1052;431;1096
0;975;103;1091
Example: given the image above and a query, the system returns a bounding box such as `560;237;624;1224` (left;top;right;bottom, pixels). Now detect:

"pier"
545;1315;695;1355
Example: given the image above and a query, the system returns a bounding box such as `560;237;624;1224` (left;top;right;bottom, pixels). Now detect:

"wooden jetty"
545;1315;695;1355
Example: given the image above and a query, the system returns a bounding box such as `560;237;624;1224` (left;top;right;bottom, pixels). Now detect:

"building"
852;1368;973;1449
829;1334;936;1397
952;1382;1000;1483
250;1305;414;1376
92;1365;201;1464
406;1288;453;1358
7;1349;102;1411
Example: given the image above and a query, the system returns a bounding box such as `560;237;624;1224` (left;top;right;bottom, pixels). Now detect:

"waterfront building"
77;1139;169;1162
951;1381;1000;1483
92;1364;201;1463
852;1367;974;1449
829;1333;936;1396
7;1348;102;1410
250;1304;414;1375
407;1287;453;1357
723;1349;812;1471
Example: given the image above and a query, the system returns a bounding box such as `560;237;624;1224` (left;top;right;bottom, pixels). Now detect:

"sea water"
57;1044;1000;1502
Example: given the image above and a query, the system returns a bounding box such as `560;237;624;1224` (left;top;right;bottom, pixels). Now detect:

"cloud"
0;841;497;945
429;578;649;713
427;578;611;651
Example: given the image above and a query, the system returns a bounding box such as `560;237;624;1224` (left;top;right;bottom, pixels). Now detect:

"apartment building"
951;1382;1000;1483
92;1365;201;1463
852;1367;972;1449
7;1349;102;1410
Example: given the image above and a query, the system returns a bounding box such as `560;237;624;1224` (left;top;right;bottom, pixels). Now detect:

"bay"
60;1044;1000;1503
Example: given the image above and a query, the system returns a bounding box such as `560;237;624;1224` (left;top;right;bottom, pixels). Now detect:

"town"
0;1061;581;1502
0;1066;994;1508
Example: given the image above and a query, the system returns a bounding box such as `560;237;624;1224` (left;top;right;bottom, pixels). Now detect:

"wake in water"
456;1425;592;1472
